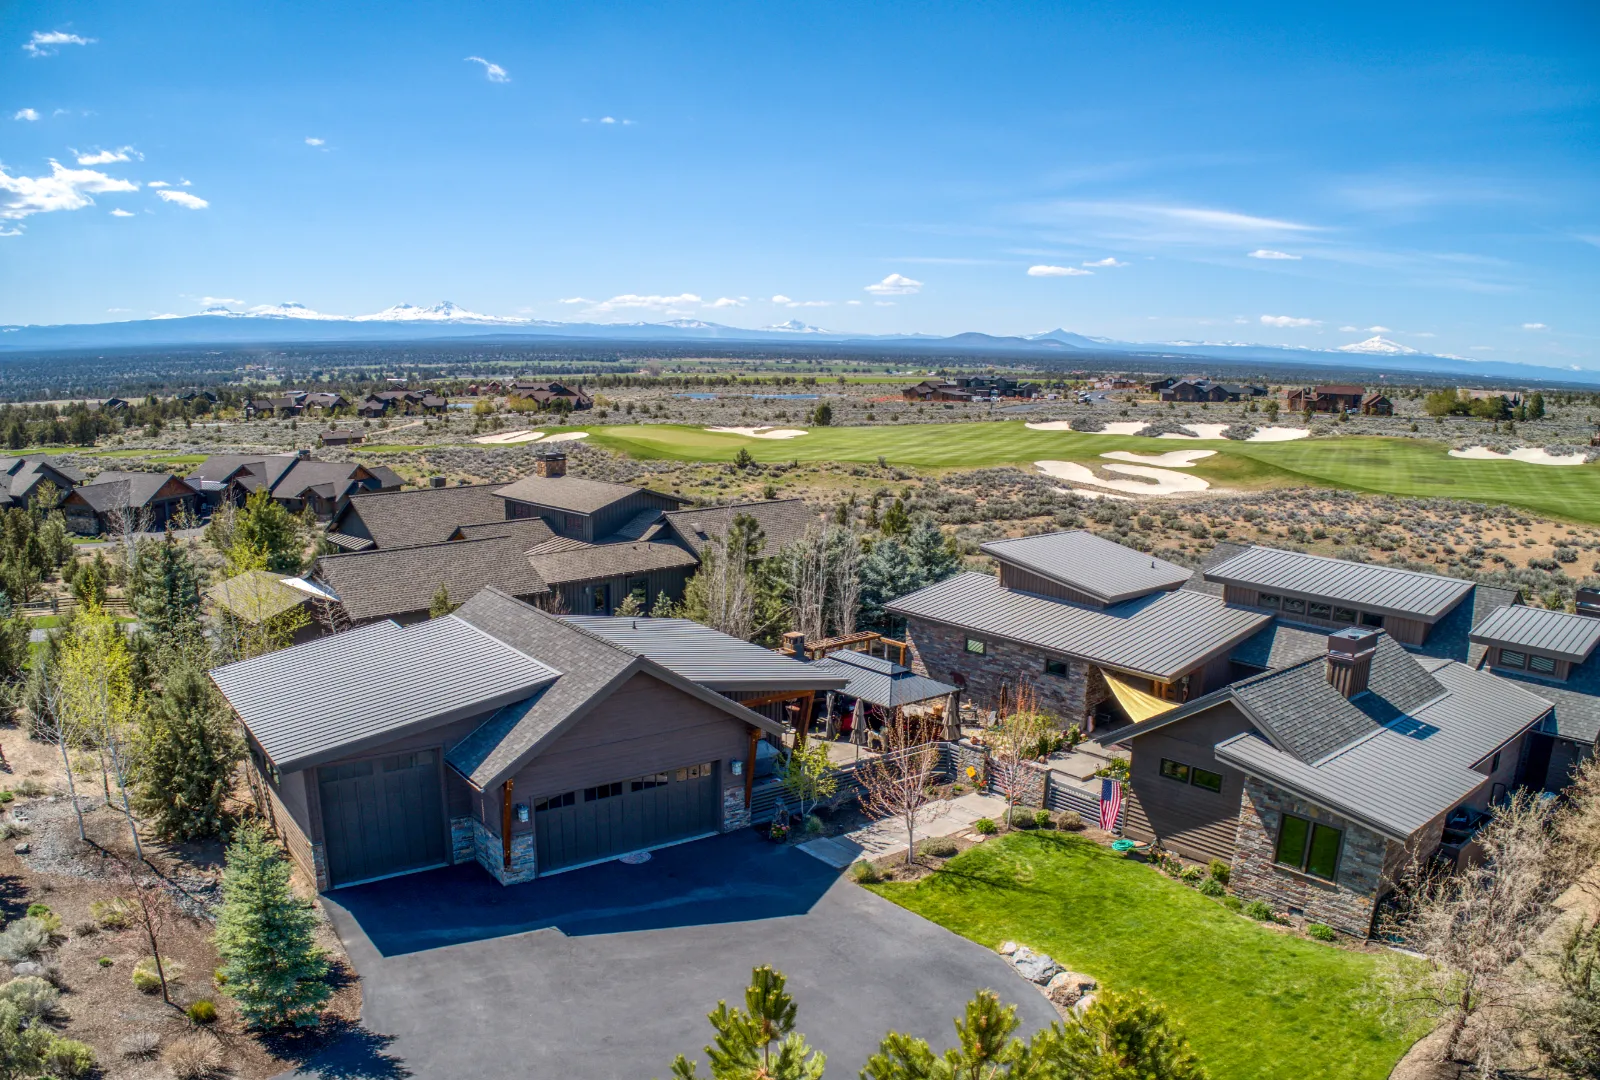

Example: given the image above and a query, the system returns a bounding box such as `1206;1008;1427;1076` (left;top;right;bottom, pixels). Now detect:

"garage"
319;750;448;888
533;761;720;874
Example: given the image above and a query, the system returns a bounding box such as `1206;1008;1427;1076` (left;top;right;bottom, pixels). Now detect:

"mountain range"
0;302;1589;386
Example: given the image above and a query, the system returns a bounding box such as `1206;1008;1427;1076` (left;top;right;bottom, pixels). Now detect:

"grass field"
580;423;1600;523
869;832;1415;1080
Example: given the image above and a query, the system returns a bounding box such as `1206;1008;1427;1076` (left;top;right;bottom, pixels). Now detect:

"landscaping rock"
1045;971;1097;1007
997;941;1019;956
11;962;44;978
1010;946;1062;984
11;843;25;855
1071;992;1097;1014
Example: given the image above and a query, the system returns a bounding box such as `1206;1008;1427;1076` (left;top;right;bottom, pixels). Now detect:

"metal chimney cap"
1327;626;1380;657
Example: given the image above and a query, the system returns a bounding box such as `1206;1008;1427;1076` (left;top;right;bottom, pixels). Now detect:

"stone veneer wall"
450;816;475;866
1230;777;1388;937
903;617;1108;729
472;818;536;885
722;784;751;832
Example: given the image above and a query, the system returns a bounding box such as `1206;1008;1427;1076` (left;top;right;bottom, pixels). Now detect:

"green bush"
1055;810;1083;831
90;898;134;930
1178;865;1203;884
23;907;60;936
0;976;58;1018
1222;895;1243;912
0;918;51;962
0;791;13;804
97;957;112;968
1243;900;1275;922
1207;859;1231;885
917;836;959;858
186;998;218;1024
1197;877;1225;898
13;779;44;798
1032;809;1054;829
1005;807;1037;829
132;957;183;994
1306;923;1337;942
43;1037;95;1079
802;814;825;837
848;860;879;884
973;817;997;835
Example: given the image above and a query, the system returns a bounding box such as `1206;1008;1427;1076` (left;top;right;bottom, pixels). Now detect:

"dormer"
981;531;1192;608
1470;604;1600;682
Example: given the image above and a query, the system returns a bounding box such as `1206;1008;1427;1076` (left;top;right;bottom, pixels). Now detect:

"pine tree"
429;584;456;618
880;498;910;537
858;538;914;629
131;664;243;841
129;530;203;647
230;488;305;575
905;517;959;584
670;965;826;1080
214;824;331;1029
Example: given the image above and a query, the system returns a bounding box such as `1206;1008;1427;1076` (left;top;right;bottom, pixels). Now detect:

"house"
313;535;551;625
1147;377;1179;394
204;570;322;646
176;389;218;404
1158;379;1262;404
1286;385;1366;413
657;499;819;559
62;472;199;534
0;457;85;509
901;376;1037;402
302;392;349;414
1360;393;1393;416
186;453;401;517
420;394;449;414
496;451;689;542
319;429;363;447
327;482;514;551
209;587;821;888
507;381;593;410
101;397;130;413
525;539;700;615
187;454;302;511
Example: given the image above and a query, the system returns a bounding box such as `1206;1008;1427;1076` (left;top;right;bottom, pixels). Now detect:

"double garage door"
319;750;447;888
534;761;720;874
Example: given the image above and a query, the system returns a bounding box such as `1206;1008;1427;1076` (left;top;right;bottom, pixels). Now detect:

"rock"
1010;946;1062;985
1046;971;1097;1007
1071;992;1097;1014
11;962;43;978
997;941;1019;956
11;843;26;855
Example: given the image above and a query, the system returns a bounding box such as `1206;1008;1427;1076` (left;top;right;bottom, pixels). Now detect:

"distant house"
186;452;401;517
319;429;363;447
302;392;349;413
1147;377;1179;394
63;472;199;534
1286;385;1366;413
1360;393;1393;416
1158;378;1264;403
508;380;592;410
902;376;1036;403
176;389;218;404
101;397;130;413
0;457;85;509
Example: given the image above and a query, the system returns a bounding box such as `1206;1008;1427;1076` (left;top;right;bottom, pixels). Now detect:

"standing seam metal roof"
1470;605;1600;663
1204;546;1474;620
807;650;957;708
560;615;847;692
980;531;1192;603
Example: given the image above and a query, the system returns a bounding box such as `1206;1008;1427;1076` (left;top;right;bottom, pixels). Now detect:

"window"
1489;751;1501;773
1530;654;1557;675
1274;814;1343;880
1499;649;1527;670
322;761;372;782
1332;607;1358;624
584;782;624;802
1044;658;1068;677
1308;602;1332;620
1258;592;1282;609
965;638;986;655
631;773;668;791
590;584;608;613
381;750;434;772
1191;767;1223;793
1159;759;1191;784
629;578;649;606
1282;597;1306;615
535;791;575;813
1360;611;1385;628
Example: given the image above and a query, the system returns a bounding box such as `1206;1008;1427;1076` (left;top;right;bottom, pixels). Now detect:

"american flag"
1099;778;1123;832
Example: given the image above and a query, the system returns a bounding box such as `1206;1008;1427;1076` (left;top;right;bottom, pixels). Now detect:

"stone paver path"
799;791;1009;867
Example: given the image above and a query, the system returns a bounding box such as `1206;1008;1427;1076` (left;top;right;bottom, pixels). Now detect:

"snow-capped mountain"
763;319;831;334
1337;336;1419;356
245;302;344;320
352;301;526;324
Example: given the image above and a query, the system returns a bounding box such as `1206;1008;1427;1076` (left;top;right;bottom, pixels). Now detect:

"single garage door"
319;750;447;888
534;761;720;874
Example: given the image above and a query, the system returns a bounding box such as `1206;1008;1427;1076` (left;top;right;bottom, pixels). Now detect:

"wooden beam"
501;779;514;871
799;691;817;741
737;690;806;710
744;726;760;809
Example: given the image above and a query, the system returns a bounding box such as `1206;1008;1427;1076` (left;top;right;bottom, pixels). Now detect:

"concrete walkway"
799;791;1009;868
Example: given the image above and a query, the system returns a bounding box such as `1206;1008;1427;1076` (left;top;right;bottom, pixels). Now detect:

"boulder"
1071;992;1097;1014
11;962;43;978
11;843;26;855
1010;946;1062;985
1046;971;1097;1007
996;941;1019;956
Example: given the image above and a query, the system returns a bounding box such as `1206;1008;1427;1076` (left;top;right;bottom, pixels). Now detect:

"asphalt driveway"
283;830;1058;1079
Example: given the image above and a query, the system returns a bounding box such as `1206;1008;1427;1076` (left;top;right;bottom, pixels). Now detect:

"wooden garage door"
319;750;447;888
534;761;720;874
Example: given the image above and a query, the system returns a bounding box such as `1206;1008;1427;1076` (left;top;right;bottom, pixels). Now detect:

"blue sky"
2;1;1597;365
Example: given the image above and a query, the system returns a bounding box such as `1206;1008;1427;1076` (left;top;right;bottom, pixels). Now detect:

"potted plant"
768;819;790;843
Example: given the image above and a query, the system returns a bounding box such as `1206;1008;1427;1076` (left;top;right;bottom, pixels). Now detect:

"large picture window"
1274;814;1343;880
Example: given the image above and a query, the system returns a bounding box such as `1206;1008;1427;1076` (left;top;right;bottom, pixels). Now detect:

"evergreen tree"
880;498;910;537
131;664;243;841
214;823;331;1029
429;584;457;618
230;488;305;575
670;965;826;1080
129;530;204;648
810;402;832;427
0;600;28;686
650;590;678;617
905;517;959;584
69;558;105;607
858;538;915;629
1530;391;1547;420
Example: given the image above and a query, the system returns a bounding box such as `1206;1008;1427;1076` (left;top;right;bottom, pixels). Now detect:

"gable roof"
68;472;194;512
272;460;383;501
314;534;549;621
1471;605;1600;665
495;474;687;514
982;531;1193;603
661;499;818;558
187;454;300;490
806;649;958;708
525;540;699;585
561;616;847;692
205;570;313;623
0;457;83;504
331;483;507;549
1205;546;1475;622
449;516;558;546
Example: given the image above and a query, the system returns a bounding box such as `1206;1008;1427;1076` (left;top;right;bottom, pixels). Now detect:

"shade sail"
1101;669;1177;724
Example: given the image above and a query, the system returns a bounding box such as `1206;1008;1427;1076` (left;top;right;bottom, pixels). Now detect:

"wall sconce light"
730;759;744;776
515;803;530;823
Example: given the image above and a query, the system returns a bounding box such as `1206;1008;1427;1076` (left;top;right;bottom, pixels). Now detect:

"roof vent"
1577;587;1600;619
1325;626;1379;698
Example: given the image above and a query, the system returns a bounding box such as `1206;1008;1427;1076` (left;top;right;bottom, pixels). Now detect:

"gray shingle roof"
210;616;562;771
495;474;686;515
1205;546;1475;621
561;616;847;692
1471;606;1600;664
273;460;391;501
887;571;1269;681
314;535;549;621
187;454;300;488
0;457;84;504
450;516;558;546
662;499;819;559
526;540;699;585
332;483;507;549
807;650;957;708
1228;621;1330;671
70;472;193;511
981;531;1192;604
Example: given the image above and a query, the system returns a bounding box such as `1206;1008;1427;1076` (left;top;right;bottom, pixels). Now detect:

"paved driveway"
284;830;1057;1079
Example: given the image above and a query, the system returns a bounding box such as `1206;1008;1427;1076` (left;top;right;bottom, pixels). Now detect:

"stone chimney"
429;475;446;488
1325;627;1379;698
534;450;567;479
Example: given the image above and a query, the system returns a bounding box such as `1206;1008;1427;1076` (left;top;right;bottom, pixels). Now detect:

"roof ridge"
316;532;531;562
467;586;644;663
1219;543;1474;585
347;481;505;502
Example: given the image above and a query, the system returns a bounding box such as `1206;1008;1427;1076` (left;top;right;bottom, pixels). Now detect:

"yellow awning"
1101;669;1177;724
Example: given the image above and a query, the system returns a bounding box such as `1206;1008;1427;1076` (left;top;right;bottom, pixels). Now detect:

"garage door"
319;750;447;888
534;761;720;874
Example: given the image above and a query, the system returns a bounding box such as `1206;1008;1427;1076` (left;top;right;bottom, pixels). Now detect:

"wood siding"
996;563;1108;607
1123;702;1255;863
507;488;681;543
1221;585;1429;645
557;566;694;616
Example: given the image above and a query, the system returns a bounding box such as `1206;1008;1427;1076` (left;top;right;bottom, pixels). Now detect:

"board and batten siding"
507;488;681;543
1221;584;1429;646
1123;702;1255;864
995;562;1112;607
556;566;694;616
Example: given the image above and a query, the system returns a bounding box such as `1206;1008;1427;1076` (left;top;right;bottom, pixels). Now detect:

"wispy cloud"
75;146;140;165
156;189;208;210
1083;257;1127;267
305;137;325;147
24;30;95;57
1260;315;1319;328
199;296;243;306
146;180;169;188
1366;325;1391;333
0;160;137;227
12;109;39;122
1027;265;1092;277
465;56;509;82
1523;322;1548;331
864;273;922;296
1053;202;1319;233
1247;249;1300;260
109;208;133;217
582;116;636;125
566;293;702;315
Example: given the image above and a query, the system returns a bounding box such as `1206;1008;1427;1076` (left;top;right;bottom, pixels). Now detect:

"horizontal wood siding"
996;563;1108;607
257;765;319;882
1125;702;1254;864
559;567;692;616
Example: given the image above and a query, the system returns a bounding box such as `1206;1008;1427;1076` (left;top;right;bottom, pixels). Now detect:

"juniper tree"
214;824;331;1029
131;663;243;841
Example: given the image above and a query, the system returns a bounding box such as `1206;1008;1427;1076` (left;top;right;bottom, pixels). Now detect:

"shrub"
1207;858;1230;885
91;897;134;930
1197;877;1225;898
848;860;880;884
0;918;51;961
802;814;825;837
0;792;12;804
1178;865;1203;884
1306;923;1337;942
187;998;219;1024
1005;807;1037;829
0;821;26;842
1243;899;1275;921
23;907;60;936
1222;895;1243;912
1055;810;1083;831
768;821;789;842
973;817;997;835
0;976;58;1018
132;957;184;994
116;1032;160;1059
42;1037;95;1078
917;836;959;858
1032;809;1054;829
97;957;112;968
13;779;44;798
163;1034;222;1080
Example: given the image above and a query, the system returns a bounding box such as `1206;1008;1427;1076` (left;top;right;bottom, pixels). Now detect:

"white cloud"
13;109;39;122
106;307;130;313
558;297;594;305
1248;249;1301;260
156;189;208;209
199;296;242;306
770;295;791;304
109;208;133;217
789;300;831;307
24;31;95;57
601;116;616;124
1366;325;1391;332
147;180;169;188
305;137;325;147
1027;265;1092;277
1339;326;1359;332
704;297;741;308
1055;201;1319;233
845;300;862;306
1412;332;1435;338
75;146;139;165
0;159;138;225
1083;257;1127;267
1523;322;1548;330
465;56;509;82
580;293;703;314
873;301;895;307
179;179;191;186
864;273;922;295
1260;315;1320;328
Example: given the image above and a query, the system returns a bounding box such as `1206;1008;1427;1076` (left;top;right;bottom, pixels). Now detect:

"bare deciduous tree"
857;709;942;865
115;857;180;1007
988;688;1053;829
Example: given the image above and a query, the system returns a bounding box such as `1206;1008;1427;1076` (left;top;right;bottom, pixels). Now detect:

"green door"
534;761;720;874
318;749;447;888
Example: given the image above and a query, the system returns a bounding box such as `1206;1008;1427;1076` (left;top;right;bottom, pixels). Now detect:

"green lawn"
578;422;1600;523
868;832;1415;1080
82;449;209;466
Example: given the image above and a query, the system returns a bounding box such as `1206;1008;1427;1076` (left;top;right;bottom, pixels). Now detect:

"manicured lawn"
578;422;1600;523
868;832;1416;1080
83;449;209;465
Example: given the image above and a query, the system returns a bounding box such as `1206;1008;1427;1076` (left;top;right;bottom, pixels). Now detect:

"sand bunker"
1101;449;1216;468
1034;460;1209;497
1025;420;1150;435
473;430;545;445
540;431;590;443
1025;420;1310;443
1248;426;1311;442
1156;423;1229;440
1448;446;1588;466
706;426;809;439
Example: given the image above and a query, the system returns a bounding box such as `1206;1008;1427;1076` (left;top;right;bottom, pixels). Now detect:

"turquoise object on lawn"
1110;839;1138;852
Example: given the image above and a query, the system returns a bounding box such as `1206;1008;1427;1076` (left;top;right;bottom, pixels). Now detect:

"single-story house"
1360;393;1393;416
62;472;199;535
0;457;85;509
1285;385;1366;414
313;535;551;625
507;380;593;410
210;588;814;889
186;453;399;517
319;429;363;447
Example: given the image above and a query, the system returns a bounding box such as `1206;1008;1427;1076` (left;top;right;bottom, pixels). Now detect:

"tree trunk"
57;731;85;841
